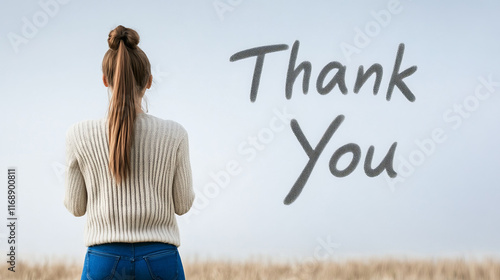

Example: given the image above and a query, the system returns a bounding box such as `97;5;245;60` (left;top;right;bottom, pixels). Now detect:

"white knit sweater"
63;112;195;247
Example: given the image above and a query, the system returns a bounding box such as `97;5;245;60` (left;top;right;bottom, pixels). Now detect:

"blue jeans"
81;242;185;280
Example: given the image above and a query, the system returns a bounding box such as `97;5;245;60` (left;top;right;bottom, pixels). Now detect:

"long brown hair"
102;25;151;184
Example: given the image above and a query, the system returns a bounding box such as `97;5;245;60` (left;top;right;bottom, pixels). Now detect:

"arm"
63;125;87;217
172;130;195;215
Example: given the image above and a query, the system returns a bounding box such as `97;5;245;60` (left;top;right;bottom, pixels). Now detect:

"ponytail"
102;25;151;184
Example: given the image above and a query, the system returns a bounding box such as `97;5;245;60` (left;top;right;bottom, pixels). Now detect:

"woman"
63;25;195;280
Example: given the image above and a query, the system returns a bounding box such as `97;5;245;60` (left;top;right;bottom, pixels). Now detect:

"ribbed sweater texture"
63;112;195;247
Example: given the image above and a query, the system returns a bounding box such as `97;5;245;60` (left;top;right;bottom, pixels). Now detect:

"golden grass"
0;258;499;279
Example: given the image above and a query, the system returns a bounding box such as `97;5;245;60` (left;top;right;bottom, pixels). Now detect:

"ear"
146;75;152;89
102;75;109;87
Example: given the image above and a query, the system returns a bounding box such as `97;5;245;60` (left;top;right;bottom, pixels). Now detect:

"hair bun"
108;25;140;50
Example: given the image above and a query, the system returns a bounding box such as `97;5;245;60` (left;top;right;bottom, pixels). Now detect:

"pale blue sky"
1;0;499;263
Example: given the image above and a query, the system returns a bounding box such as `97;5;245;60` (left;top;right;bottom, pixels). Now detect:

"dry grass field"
1;258;499;280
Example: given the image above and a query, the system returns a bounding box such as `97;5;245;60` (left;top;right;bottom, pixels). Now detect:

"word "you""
284;115;397;205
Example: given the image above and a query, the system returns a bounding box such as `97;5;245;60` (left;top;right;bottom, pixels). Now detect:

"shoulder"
148;115;189;138
65;118;102;141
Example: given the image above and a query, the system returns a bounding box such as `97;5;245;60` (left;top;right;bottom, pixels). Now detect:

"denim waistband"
90;241;174;247
87;242;178;260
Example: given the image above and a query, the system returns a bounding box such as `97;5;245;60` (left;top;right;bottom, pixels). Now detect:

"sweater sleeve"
172;130;195;215
63;125;87;217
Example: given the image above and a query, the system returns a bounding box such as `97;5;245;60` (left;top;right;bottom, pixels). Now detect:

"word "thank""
230;41;417;103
